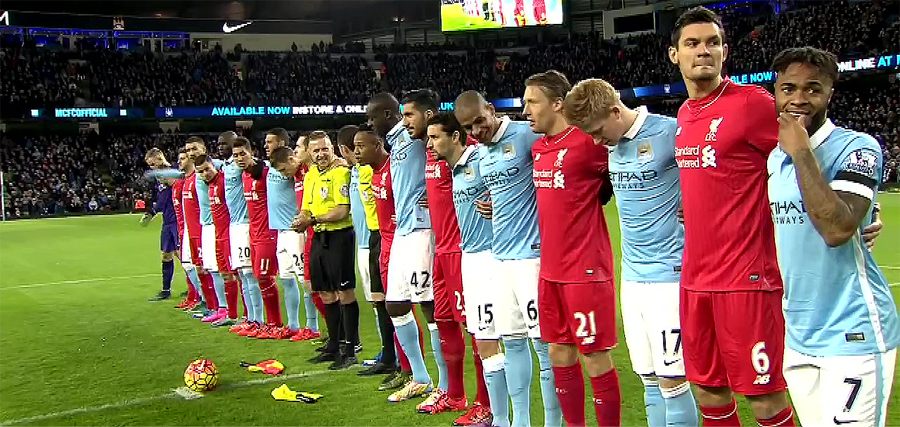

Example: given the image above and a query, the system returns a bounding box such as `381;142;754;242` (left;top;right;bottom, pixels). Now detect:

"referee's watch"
310;215;318;225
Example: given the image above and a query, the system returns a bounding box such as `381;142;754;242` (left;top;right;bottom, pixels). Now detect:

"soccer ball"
183;359;219;392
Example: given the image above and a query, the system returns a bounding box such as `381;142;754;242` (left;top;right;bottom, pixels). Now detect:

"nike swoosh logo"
662;359;681;366
222;21;252;33
834;417;859;425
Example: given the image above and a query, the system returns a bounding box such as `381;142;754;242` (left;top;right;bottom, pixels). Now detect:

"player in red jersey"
403;91;492;421
171;149;204;309
180;137;219;317
232;137;282;338
667;7;795;426
523;70;620;426
355;124;430;393
195;154;241;328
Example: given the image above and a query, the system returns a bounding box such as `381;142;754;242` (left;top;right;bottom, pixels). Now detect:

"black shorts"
368;230;384;294
309;227;356;292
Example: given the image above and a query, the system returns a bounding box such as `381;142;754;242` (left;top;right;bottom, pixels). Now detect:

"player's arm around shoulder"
744;88;779;154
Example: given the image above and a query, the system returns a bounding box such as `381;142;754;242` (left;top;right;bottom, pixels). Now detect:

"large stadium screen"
441;0;564;32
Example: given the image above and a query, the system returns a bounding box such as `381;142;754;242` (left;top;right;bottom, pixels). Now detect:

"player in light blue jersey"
564;79;698;427
365;91;435;402
259;128;308;340
217;132;264;334
768;47;898;426
428;112;509;427
184;137;231;324
455;91;561;427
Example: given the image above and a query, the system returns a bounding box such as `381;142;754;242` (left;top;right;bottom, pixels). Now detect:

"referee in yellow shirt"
272;131;359;370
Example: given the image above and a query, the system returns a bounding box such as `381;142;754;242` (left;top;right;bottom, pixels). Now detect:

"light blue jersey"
609;107;683;283
768;119;899;356
224;159;249;224
479;117;540;260
387;121;431;235
266;166;297;231
197;158;225;226
452;146;492;253
350;165;371;249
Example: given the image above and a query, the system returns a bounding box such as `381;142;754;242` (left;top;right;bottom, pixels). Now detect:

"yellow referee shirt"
357;165;380;231
301;163;353;232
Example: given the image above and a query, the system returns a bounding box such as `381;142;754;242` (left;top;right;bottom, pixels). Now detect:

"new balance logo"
753;374;771;385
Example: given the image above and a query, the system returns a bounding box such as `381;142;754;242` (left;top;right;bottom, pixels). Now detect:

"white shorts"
229;223;251;270
180;229;193;269
493;257;540;338
386;229;434;303
276;229;304;279
462;250;499;340
621;280;685;378
357;247;372;302
784;347;896;426
201;224;217;272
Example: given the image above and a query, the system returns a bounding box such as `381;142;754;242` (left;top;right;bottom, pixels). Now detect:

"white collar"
491;116;511;143
388;120;406;138
809;119;836;150
453;145;477;169
623;106;649;140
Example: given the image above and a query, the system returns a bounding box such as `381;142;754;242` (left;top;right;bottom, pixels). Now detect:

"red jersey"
371;158;397;243
293;164;309;207
181;172;202;239
674;79;782;292
532;125;614;283
425;150;462;254
243;165;278;244
172;178;185;238
208;172;231;240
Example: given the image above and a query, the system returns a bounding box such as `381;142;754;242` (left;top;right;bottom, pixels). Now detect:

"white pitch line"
1;274;159;290
0;370;330;425
880;266;900;270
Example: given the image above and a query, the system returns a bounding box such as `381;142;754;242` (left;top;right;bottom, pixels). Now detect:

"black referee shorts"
368;230;384;294
309;227;356;293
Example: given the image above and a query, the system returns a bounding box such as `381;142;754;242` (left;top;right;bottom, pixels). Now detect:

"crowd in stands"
1;0;899;217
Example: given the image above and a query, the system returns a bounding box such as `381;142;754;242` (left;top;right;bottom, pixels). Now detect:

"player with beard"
402;90;493;422
667;7;794;425
170;149;205;310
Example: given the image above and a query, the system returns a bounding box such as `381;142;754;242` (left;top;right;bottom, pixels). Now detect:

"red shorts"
539;279;617;354
250;240;277;278
379;234;393;292
215;238;233;272
188;237;202;267
303;227;314;281
680;288;787;395
433;252;465;322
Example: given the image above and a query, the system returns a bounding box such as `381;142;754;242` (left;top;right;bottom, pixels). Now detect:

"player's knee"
338;290;356;304
318;291;338;304
547;342;579;367
161;252;175;262
371;292;385;302
640;375;659;387
583;349;615;377
475;339;501;359
386;301;412;318
418;302;435;322
657;376;688;390
390;310;416;326
746;392;790;419
693;385;734;407
659;379;693;399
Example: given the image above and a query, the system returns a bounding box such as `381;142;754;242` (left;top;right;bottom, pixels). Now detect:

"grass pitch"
1;195;898;425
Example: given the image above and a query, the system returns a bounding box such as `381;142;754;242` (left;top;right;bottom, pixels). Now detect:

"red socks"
758;407;795;427
437;321;465;399
552;363;586;426
258;276;282;326
589;369;621;427
224;278;240;319
312;292;326;318
700;400;742;426
199;272;219;310
470;336;490;407
185;276;199;303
